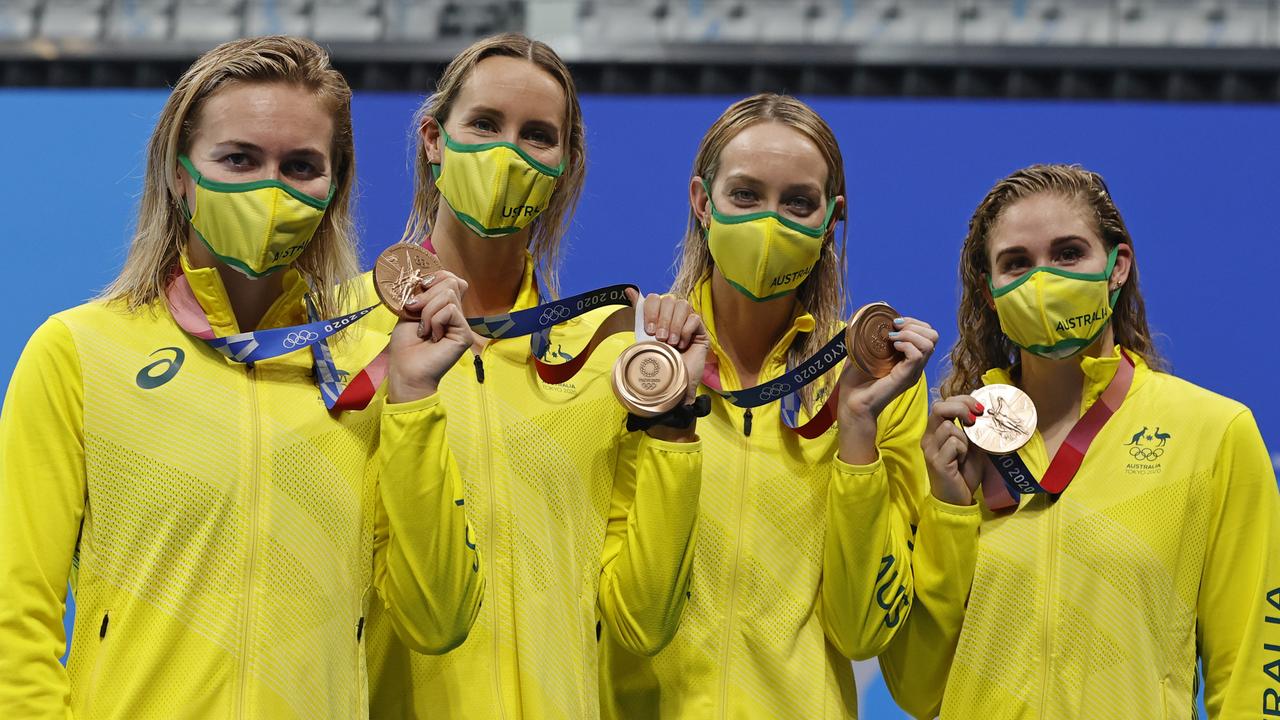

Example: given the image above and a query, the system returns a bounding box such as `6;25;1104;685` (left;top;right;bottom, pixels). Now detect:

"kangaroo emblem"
1125;426;1148;446
1152;428;1171;447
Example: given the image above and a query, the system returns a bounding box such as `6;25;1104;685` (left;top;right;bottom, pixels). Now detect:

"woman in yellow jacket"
885;164;1280;719
0;37;481;719
599;94;979;718
362;34;707;719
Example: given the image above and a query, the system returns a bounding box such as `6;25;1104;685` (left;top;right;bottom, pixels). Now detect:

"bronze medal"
964;383;1037;455
374;244;443;317
845;302;904;379
612;341;688;417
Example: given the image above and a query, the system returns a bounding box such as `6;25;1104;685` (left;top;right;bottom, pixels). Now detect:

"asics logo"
283;330;320;348
540;305;571;325
136;347;185;390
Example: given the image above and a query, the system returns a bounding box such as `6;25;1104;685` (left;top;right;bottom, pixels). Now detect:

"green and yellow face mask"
179;155;334;278
431;121;564;238
705;181;836;302
990;247;1121;360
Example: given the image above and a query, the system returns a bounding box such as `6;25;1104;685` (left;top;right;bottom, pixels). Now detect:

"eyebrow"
994;235;1089;263
209;140;327;159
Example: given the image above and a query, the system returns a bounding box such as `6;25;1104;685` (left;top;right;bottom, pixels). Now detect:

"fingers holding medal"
381;244;473;404
839;301;939;418
923;393;989;506
616;288;710;416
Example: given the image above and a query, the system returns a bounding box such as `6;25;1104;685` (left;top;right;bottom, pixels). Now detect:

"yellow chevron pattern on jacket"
881;347;1280;719
362;256;703;719
599;277;980;718
0;263;481;719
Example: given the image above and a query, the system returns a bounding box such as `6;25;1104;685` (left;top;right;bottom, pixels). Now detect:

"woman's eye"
729;189;756;204
1002;258;1029;273
1058;246;1084;262
223;153;253;169
283;160;320;179
471;118;497;133
786;197;816;214
524;128;554;146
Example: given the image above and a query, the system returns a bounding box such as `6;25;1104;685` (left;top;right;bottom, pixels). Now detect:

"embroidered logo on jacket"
1123;425;1171;474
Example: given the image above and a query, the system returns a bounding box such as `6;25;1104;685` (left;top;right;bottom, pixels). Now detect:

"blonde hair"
940;163;1164;398
100;35;358;319
402;33;585;297
670;93;848;405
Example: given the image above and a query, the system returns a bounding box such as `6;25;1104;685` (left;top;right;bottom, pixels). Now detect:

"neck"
709;271;796;381
1017;330;1115;425
430;207;529;317
186;239;283;332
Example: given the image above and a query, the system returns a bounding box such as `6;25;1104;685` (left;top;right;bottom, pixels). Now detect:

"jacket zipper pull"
99;612;109;639
473;353;485;384
743;408;753;437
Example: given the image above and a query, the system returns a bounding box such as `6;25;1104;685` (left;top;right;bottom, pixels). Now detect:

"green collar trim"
702;180;835;238
436;121;566;177
178;155;335;210
989;246;1119;299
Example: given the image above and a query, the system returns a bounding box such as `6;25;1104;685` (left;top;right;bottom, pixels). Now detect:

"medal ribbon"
165;270;385;411
982;349;1136;509
700;330;848;438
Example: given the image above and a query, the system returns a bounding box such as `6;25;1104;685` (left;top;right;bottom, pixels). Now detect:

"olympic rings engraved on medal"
638;356;662;390
283;330;320;348
539;304;572;325
1129;446;1164;461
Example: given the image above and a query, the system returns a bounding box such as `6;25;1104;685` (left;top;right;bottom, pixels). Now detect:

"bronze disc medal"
612;341;688;417
374;244;443;317
845;302;904;378
964;383;1037;455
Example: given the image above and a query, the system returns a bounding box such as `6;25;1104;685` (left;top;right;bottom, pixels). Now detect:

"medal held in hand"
845;301;906;379
611;341;689;418
375;243;443;317
963;383;1037;455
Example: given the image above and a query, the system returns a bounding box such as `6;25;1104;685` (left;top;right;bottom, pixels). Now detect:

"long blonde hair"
100;35;358;319
401;33;585;298
940;163;1164;398
671;93;848;401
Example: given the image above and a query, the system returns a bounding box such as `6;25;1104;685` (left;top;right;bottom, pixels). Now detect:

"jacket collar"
692;274;815;391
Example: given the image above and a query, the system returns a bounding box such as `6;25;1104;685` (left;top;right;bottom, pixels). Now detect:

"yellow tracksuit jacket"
0;262;482;719
363;256;704;719
599;278;980;718
880;346;1280;719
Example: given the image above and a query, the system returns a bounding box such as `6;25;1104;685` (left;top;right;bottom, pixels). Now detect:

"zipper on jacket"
742;408;753;437
718;433;753;716
83;611;112;715
1037;498;1061;720
475;346;506;720
235;366;264;720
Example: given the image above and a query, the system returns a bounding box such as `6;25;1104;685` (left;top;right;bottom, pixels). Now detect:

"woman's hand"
386;271;472;404
837;316;938;464
921;395;987;506
627;288;710;442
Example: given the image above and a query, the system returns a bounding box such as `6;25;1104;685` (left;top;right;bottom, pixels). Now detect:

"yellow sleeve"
597;431;702;657
371;392;484;655
819;373;935;660
0;319;84;719
1196;409;1280;719
877;495;981;719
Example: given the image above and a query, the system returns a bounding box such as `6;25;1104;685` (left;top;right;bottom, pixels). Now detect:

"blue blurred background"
3;87;1274;717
